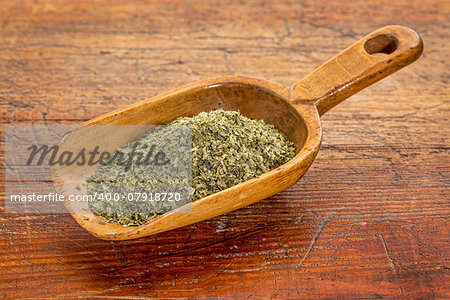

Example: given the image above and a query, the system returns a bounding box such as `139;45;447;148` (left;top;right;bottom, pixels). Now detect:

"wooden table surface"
1;0;448;298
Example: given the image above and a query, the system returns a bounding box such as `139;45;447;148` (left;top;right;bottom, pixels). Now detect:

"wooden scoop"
54;25;422;240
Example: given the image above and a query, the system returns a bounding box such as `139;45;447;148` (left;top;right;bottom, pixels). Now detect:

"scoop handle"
291;25;423;116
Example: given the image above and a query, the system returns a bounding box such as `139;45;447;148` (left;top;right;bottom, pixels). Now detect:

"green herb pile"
87;109;295;226
175;110;295;200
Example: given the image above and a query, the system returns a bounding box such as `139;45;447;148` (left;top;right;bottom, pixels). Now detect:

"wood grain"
0;0;448;298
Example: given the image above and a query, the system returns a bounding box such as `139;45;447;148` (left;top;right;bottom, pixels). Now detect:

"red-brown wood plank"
0;0;448;298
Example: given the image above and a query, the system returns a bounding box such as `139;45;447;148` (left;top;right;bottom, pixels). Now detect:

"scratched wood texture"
0;0;449;298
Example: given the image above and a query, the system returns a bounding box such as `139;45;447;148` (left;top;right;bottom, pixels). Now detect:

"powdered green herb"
87;109;295;226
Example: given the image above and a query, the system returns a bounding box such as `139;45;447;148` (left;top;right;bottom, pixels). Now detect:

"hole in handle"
364;34;399;56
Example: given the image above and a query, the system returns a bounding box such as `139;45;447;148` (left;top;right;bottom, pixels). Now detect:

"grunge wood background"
0;0;448;298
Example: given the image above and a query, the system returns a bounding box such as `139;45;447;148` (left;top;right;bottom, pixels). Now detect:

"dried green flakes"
87;109;295;226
